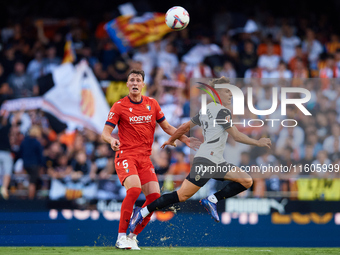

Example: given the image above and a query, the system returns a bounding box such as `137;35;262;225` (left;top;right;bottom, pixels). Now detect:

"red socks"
118;187;142;234
133;192;160;235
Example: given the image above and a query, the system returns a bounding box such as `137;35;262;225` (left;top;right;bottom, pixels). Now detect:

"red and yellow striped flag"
62;33;76;64
105;13;172;53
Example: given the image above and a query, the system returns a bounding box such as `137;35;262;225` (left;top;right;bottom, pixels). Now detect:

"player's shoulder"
113;96;127;107
220;105;232;115
144;96;157;102
214;104;232;116
144;96;159;105
208;102;230;112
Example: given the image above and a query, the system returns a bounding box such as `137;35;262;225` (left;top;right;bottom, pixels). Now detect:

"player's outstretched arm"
102;125;120;151
160;120;200;149
226;125;271;149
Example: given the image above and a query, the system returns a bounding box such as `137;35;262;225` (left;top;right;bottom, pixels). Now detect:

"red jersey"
105;96;165;157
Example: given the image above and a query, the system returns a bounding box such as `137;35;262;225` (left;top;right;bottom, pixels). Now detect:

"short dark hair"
127;69;145;81
208;76;230;87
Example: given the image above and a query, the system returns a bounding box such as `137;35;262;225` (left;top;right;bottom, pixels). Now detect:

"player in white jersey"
130;76;271;229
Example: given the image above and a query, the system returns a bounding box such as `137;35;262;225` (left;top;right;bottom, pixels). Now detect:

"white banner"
49;178;98;200
1;97;43;112
42;61;110;134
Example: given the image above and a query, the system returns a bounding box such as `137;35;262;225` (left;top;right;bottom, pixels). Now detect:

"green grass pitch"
0;247;339;255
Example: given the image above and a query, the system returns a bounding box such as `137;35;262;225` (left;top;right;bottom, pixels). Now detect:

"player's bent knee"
242;177;253;189
178;192;191;202
127;187;142;198
146;192;161;203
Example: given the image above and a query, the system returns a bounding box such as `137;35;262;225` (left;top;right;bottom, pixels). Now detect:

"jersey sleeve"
154;100;165;123
105;103;120;128
216;108;232;129
191;113;201;126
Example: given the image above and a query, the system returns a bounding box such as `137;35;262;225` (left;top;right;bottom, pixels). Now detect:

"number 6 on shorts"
122;159;128;168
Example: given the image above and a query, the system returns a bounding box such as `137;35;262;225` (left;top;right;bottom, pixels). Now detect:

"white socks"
207;194;218;204
117;233;126;240
140;207;150;218
128;233;137;239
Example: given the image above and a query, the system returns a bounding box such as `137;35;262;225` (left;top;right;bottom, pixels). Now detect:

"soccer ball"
165;6;190;31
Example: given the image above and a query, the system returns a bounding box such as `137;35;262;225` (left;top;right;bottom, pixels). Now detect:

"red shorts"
115;155;158;185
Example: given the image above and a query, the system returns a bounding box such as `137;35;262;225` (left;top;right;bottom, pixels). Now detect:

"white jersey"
191;102;232;164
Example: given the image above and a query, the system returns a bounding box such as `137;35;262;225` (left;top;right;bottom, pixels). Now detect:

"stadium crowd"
0;1;340;200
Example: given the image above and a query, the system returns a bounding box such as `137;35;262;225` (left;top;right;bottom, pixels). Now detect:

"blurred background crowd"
0;0;340;200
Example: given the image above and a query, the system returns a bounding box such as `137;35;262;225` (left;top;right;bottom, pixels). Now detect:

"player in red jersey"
102;69;199;250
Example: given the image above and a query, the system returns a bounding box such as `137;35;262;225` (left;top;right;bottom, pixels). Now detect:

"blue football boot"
129;206;144;232
199;198;220;223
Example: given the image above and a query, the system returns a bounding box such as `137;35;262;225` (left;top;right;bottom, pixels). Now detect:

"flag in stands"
105;12;172;53
62;33;76;63
42;61;110;134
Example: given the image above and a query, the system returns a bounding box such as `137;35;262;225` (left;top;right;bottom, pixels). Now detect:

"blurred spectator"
167;150;190;188
219;61;237;79
257;35;281;56
79;45;98;68
45;142;63;172
132;45;154;84
189;62;213;78
157;43;178;79
305;133;323;158
221;34;238;61
288;45;308;70
0;63;7;86
269;61;292;79
323;124;340;154
2;46;17;78
7;61;37;98
93;62;108;81
51;31;65;59
0;82;13;106
238;40;258;77
90;143;114;180
326;33;340;54
153;149;170;175
255;150;278;178
311;150;331;178
256;86;276;111
48;154;73;179
298;144;315;175
329;137;340;162
280;25;301;63
278;147;296;167
326;110;338;126
316;112;330;140
71;150;91;179
72;27;85;55
291;58;309;86
19;125;44;199
276;126;305;153
26;50;44;82
244;66;268;83
257;43;281;74
319;55;336;79
261;16;281;41
239;152;253;167
224;136;250;166
182;35;223;70
302;28;323;69
106;59;129;82
42;44;61;75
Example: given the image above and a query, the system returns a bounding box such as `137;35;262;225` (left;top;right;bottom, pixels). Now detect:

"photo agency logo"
197;82;312;128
